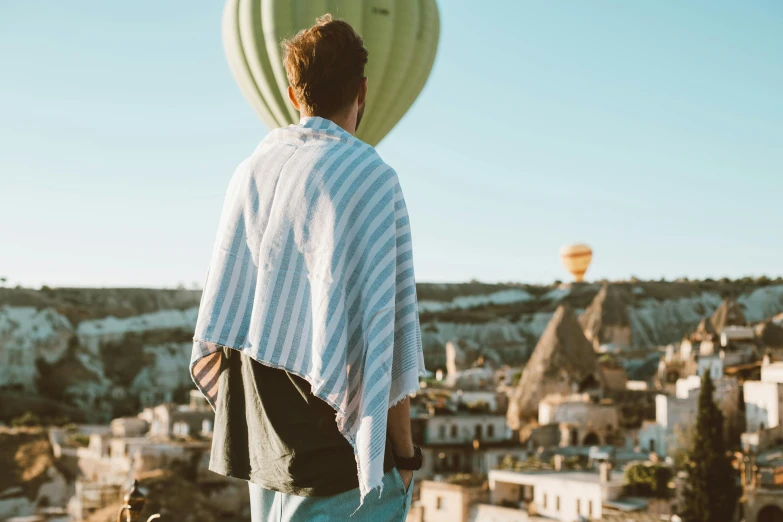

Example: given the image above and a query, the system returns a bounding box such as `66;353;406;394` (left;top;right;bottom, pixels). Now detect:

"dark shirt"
209;347;395;496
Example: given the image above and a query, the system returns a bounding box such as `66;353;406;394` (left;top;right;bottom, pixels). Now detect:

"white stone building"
425;413;510;446
140;403;213;439
744;381;783;433
413;480;487;522
743;360;783;434
537;393;619;447
413;411;519;477
488;464;624;521
696;355;724;381
110;417;148;438
640;372;740;456
741;423;783;454
721;325;756;345
762;362;783;384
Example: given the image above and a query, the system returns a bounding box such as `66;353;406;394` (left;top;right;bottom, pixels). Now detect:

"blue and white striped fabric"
190;116;425;502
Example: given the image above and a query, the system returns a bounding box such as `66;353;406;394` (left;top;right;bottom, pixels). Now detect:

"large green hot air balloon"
222;0;440;146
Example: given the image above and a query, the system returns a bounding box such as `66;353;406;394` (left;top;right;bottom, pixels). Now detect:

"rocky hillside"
2;280;783;422
0;288;200;423
419;280;783;369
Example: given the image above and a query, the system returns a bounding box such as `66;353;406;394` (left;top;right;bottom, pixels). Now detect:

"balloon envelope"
560;244;593;282
222;0;440;146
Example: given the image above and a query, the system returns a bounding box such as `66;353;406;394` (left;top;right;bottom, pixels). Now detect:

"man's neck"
302;111;356;136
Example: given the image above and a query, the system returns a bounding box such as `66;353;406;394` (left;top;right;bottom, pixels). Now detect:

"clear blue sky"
2;1;781;288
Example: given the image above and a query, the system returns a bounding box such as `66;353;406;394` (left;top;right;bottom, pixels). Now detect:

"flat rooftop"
489;469;624;487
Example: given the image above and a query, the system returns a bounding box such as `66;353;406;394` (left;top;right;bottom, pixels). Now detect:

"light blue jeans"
249;468;413;522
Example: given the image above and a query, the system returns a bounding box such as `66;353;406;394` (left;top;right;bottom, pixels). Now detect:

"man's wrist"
394;446;423;470
394;445;415;459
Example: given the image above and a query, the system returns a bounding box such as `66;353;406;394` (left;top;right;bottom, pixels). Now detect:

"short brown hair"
282;14;368;117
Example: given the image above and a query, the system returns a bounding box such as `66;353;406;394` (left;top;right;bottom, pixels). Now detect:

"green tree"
681;372;739;522
499;454;519;470
625;462;672;497
11;411;43;427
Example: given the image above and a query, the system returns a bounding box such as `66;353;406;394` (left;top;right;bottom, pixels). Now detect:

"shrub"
625;462;673;497
11;411;43;427
65;433;91;448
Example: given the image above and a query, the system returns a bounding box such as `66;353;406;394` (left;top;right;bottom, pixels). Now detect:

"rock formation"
692;317;717;341
710;297;746;332
507;303;605;430
758;320;783;350
579;284;633;350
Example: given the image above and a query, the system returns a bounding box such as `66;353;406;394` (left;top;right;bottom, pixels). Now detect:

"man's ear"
287;86;301;111
357;77;368;107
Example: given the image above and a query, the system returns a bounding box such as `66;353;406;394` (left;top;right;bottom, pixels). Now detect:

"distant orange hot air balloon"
560;244;593;282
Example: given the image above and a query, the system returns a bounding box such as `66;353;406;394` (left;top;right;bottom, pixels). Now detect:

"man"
190;15;425;521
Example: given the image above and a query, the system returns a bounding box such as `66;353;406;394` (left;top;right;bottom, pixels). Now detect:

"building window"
543;493;547;509
451;425;458;439
452;453;461;470
439;425;446;440
436;496;443;510
588;500;593;516
556;496;560;512
436;452;447;472
488;424;495;438
475;424;483;440
650;439;656;452
577;498;581;514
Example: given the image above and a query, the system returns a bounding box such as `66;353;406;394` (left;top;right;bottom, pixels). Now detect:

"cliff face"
2;282;783;422
422;283;783;369
573;284;783;351
0;288;200;422
422;319;538;370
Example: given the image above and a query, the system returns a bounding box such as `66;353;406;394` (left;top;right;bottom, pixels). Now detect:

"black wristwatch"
395;446;423;471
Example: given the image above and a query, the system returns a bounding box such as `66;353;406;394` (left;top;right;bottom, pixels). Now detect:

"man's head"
282;15;368;134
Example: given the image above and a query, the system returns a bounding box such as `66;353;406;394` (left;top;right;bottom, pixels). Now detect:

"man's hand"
398;468;413;492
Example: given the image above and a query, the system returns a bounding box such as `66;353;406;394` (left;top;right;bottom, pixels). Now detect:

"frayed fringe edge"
192;339;425;517
350;382;422;517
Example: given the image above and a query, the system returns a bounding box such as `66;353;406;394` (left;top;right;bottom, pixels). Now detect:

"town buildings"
46;391;245;521
489;464;623;520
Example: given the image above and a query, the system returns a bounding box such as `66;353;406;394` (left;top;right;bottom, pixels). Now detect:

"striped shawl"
190;116;425;501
